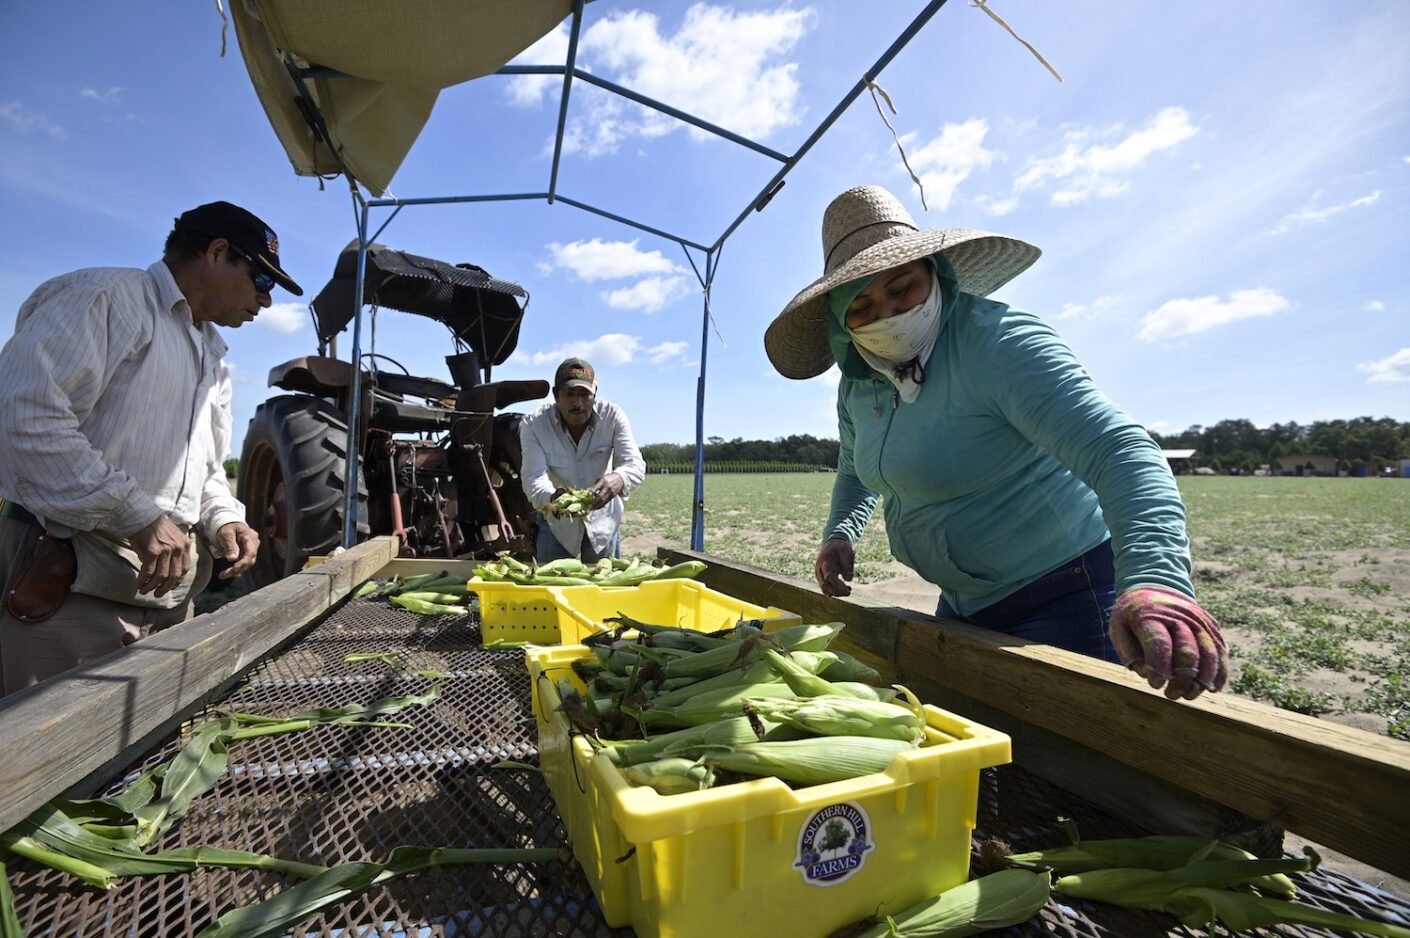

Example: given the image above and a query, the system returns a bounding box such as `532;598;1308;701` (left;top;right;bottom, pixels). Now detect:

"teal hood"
826;252;961;381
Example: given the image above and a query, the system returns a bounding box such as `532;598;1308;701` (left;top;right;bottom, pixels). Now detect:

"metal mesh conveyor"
7;595;1409;937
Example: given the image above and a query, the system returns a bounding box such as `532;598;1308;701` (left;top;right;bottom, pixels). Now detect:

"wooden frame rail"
660;548;1410;879
0;537;397;834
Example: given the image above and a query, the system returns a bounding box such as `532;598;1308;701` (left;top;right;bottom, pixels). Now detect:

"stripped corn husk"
853;869;1051;937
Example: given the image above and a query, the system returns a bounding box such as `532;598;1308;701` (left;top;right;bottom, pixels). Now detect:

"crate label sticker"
794;801;873;886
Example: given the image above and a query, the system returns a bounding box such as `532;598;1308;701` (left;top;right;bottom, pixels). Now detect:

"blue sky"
2;1;1406;456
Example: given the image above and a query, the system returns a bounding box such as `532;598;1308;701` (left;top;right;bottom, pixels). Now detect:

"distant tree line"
636;418;1410;476
1151;417;1410;474
641;435;839;473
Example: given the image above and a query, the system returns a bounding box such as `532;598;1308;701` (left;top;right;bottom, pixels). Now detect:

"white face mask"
847;269;943;403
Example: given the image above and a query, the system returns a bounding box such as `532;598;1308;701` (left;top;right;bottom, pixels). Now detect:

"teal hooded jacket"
822;255;1194;617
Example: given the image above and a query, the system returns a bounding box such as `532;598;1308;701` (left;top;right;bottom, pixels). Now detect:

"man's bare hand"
215;521;260;580
131;516;192;597
587;472;624;510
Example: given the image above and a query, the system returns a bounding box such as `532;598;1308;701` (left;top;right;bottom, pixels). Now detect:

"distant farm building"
1274;453;1338;477
1161;449;1197;474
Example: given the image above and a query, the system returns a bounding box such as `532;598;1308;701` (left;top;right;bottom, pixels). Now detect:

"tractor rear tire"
238;395;368;587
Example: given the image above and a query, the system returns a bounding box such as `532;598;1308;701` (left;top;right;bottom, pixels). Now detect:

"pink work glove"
1109;586;1228;701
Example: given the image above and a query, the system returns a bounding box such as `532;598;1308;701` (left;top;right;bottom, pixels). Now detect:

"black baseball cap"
173;201;303;296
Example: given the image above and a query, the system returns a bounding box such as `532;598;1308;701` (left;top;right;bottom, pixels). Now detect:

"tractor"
237;240;548;587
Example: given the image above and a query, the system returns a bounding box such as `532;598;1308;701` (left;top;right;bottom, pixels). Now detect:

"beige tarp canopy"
231;0;574;196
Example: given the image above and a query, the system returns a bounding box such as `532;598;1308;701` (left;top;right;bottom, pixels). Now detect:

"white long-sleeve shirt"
0;261;245;546
518;398;646;556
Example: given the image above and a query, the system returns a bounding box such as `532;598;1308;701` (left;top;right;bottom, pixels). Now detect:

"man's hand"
587;472;624;510
814;538;855;597
131;516;192;597
215;521;260;580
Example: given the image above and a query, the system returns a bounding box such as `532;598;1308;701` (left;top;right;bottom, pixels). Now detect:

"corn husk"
633;682;797;729
744;695;925;742
700;736;911;786
1006;835;1296;897
621;758;716;794
1053;849;1319;908
853;869;1051;937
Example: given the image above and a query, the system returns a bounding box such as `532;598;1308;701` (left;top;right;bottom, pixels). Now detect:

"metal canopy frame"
290;0;953;551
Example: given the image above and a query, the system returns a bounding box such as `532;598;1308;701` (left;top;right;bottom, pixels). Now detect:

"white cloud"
504;25;571;107
0;101;66;140
1012;106;1198;207
543;238;681;282
80;86;124;105
1056;296;1120;321
602;275;690;313
645;340;688;364
560;4;813;156
254;302;309;334
1137;287;1292;342
900;118;998;211
1366;299;1385;312
224;362;259;386
524;333;642;367
1357;347;1410;384
1269;189;1382;234
817;365;841;388
1146;420;1171;433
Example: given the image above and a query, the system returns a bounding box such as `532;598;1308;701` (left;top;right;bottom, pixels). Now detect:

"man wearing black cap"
519;357;646;563
0;200;303;695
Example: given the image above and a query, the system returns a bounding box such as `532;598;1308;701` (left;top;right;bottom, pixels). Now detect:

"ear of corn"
767;621;846;652
818;650;883;684
621;758;716;795
390;595;468;616
699;736;912;787
1006;835;1296;898
744;695;925;742
762;648;841;698
1053;850;1319;909
633;682;798;729
601;716;763;766
849;868;1051;937
1166;886;1410;938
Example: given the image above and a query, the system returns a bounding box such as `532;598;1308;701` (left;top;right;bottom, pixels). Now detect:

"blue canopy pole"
547;0;584;203
341;191;372;548
689;250;716;551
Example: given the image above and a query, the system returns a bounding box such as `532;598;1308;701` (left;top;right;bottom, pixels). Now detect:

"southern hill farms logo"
794;801;873;886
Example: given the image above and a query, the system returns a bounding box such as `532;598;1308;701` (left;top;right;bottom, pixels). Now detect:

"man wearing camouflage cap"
519;357;646;563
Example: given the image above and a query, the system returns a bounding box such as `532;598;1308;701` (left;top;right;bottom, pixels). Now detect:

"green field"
625;474;1410;737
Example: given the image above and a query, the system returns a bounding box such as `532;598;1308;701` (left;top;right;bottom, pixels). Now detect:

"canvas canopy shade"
311;240;529;364
229;0;574;195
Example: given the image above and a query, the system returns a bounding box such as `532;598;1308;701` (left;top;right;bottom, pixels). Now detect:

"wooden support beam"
659;547;1410;879
0;536;396;834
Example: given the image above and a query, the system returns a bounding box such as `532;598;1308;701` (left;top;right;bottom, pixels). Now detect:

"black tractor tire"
238;395;368;588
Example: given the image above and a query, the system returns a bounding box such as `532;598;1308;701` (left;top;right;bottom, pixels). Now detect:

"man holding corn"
519;357;646;563
0;201;303;695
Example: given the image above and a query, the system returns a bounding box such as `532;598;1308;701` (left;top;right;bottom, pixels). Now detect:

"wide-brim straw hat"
765;185;1042;379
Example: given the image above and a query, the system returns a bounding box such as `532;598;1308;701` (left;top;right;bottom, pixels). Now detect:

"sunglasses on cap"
230;245;277;294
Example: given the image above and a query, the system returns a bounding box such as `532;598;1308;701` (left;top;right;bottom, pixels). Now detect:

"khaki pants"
0;517;192;697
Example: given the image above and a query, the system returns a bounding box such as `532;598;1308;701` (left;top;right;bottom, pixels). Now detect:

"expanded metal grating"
7;595;1410;937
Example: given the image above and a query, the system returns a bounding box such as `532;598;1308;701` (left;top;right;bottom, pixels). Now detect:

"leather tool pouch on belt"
4;529;78;622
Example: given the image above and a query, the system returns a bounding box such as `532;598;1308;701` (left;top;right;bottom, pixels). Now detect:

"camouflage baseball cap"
554;357;596;392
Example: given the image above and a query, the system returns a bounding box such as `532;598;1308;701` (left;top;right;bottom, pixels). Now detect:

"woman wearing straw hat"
765;185;1226;701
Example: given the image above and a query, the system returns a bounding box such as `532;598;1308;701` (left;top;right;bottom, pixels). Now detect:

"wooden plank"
0;536;397;834
659;547;1410;879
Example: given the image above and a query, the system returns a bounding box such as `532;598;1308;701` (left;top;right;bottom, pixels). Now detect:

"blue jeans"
937;540;1120;663
534;514;620;564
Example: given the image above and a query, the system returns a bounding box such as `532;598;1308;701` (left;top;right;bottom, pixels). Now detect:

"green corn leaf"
1167;886;1410;937
132;717;236;847
196;846;563;937
343;652;405;665
1;833;115;890
0;859;23;938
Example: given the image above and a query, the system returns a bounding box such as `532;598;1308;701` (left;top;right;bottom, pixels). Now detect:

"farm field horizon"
623;473;1410;739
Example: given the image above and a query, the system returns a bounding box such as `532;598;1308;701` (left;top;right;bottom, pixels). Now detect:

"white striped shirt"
519;398;646;556
0;261;245;542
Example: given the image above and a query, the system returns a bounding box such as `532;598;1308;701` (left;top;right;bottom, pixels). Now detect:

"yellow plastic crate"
473;578;800;646
526;645;1012;938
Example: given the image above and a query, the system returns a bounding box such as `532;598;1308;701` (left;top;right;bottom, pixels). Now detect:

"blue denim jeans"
534;514;620;565
937;540;1120;663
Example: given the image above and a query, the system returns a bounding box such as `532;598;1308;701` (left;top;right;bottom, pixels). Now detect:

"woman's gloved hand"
1109;586;1228;700
814;538;855;597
